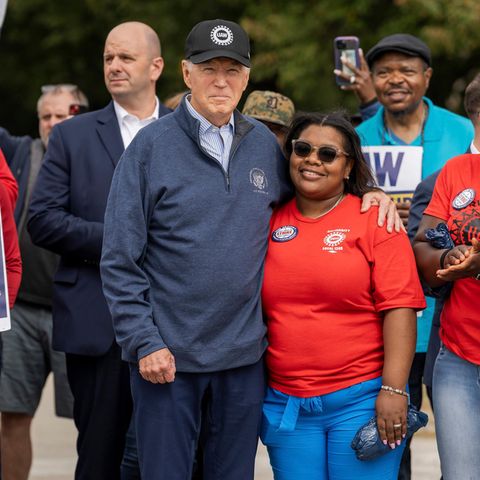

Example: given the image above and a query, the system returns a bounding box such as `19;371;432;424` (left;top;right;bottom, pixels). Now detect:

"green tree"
1;0;480;135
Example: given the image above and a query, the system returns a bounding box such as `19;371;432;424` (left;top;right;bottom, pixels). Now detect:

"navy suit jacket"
28;101;171;355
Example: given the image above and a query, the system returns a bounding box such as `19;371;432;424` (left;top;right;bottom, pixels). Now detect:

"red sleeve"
371;227;426;312
0;182;22;307
0;149;18;210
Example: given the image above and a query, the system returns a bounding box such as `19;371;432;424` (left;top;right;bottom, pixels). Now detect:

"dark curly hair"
284;111;376;197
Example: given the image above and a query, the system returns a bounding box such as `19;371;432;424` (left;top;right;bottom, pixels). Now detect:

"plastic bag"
351;406;429;461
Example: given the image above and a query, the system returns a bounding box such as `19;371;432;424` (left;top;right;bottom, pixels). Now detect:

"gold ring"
393;423;402;428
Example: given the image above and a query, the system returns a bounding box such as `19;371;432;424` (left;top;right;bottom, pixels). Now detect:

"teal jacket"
356;97;473;352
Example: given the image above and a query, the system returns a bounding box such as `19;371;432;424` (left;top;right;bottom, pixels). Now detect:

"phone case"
334;36;360;86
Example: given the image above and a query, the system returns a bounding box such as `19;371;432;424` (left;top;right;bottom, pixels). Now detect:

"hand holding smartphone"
333;36;360;86
333;36;377;105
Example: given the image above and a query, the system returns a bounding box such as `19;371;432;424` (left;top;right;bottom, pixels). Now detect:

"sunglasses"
41;84;79;94
292;140;350;164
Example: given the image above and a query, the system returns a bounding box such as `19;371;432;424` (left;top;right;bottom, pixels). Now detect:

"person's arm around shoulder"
100;134;175;383
27;124;103;261
361;189;403;233
0;181;21;307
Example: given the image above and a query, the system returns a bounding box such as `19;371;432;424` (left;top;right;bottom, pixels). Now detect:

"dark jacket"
28;101;171;355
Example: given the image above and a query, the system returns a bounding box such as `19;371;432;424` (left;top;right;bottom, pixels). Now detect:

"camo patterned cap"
242;90;295;127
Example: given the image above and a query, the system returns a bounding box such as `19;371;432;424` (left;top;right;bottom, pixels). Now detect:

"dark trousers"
66;343;132;480
398;352;433;480
131;359;265;480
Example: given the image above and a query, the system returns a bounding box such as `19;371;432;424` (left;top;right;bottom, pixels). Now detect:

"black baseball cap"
185;19;251;67
366;34;431;68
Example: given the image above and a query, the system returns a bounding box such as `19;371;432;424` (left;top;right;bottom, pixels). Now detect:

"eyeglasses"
292;140;350;164
41;84;79;94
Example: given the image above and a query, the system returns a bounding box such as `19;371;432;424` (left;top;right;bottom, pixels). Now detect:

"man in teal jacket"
356;33;473;480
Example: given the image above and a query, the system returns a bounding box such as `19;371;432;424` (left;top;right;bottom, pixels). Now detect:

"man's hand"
139;348;176;384
333;49;377;105
436;238;480;281
360;190;403;233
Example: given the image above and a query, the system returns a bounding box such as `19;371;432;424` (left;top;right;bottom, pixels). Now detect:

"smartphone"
334;36;360;86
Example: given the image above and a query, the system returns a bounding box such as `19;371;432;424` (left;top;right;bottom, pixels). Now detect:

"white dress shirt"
114;97;160;149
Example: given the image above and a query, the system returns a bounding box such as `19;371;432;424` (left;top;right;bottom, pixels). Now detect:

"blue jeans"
433;344;480;480
261;377;404;480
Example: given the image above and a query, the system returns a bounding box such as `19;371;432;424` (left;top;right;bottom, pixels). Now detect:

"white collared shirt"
470;141;480;154
185;95;235;172
114;97;159;149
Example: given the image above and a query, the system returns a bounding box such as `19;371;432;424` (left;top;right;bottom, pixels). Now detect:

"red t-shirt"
262;194;425;397
425;153;480;365
0;181;21;308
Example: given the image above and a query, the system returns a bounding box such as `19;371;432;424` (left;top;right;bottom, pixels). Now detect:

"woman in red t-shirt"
261;112;425;480
414;152;480;479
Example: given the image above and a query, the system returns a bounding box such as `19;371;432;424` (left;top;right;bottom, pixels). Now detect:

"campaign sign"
0;209;11;331
362;146;423;204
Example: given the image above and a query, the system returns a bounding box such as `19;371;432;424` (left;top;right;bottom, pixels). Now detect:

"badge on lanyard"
452;188;476;210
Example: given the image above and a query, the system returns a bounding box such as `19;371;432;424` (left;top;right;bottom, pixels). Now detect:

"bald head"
103;21;164;110
107;22;161;59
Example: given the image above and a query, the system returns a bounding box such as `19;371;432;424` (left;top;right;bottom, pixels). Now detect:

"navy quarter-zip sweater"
101;98;291;372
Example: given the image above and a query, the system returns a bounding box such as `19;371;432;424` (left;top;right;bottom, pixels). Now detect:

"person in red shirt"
0;168;22;349
414;152;480;479
261;112;425;480
0;150;20;309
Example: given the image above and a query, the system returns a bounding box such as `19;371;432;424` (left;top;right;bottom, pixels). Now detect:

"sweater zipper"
225;139;243;193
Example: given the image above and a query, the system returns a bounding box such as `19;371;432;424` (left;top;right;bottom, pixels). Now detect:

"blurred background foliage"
1;0;480;136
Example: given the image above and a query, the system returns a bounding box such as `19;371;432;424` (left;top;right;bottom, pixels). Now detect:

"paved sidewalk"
31;377;441;479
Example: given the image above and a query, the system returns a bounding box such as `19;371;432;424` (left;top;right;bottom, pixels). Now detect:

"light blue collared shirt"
185;95;235;172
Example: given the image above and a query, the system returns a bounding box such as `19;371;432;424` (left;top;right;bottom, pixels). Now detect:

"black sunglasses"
292;140;350;164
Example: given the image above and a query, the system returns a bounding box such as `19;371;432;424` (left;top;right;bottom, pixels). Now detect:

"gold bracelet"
381;384;410;403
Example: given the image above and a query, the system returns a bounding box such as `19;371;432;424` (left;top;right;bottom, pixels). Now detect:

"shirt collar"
185;94;235;135
471;140;480;154
113;97;159;123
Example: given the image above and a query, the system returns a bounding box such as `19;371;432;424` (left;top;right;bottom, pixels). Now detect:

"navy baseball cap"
185;19;251;67
366;34;431;68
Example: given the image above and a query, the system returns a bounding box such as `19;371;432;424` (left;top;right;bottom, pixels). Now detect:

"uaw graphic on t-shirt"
322;229;350;254
362;146;423;204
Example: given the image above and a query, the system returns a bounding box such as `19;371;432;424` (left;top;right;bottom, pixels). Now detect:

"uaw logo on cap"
452;188;476;210
210;25;234;46
249;168;268;194
272;225;298;242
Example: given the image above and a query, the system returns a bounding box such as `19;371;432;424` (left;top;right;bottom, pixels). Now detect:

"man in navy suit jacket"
28;22;170;480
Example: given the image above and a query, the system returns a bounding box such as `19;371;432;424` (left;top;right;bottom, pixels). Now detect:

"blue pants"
131;359;265;480
261;378;404;480
433;344;480;480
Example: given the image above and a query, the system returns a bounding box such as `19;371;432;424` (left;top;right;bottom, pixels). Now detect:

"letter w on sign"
362;146;422;198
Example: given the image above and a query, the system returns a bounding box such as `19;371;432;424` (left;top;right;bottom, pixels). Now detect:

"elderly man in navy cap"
100;18;291;479
357;33;473;480
101;19;399;480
